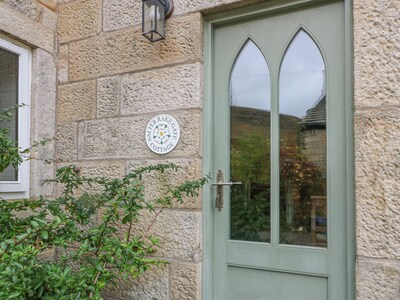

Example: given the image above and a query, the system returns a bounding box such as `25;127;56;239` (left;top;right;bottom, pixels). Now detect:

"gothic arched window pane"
229;40;271;243
279;30;327;247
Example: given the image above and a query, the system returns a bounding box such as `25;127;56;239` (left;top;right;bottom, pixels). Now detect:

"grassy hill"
231;106;301;137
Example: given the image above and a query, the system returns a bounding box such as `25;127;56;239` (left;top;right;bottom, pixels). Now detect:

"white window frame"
0;35;31;199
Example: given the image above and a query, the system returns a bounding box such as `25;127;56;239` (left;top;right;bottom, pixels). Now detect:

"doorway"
204;1;354;299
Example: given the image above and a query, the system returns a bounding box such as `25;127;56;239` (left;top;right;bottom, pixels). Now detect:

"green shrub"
0;107;207;299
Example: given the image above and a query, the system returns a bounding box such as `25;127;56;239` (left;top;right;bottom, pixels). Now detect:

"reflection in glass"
230;40;271;242
0;47;18;181
279;30;327;247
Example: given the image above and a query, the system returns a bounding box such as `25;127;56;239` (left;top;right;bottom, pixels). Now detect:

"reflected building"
298;90;327;175
297;88;327;246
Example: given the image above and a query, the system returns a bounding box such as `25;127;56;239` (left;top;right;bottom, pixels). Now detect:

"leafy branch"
0;105;208;299
0;164;207;299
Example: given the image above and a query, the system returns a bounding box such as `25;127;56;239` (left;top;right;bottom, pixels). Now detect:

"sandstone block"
30;49;57;197
57;80;96;122
97;76;120;118
79;160;126;178
353;0;400;108
104;209;202;261
355;109;400;259
78;109;202;160
354;109;400;164
171;261;202;300
121;63;202;116
102;265;169;300
356;258;400;300
4;0;41;21
38;247;56;263
69;13;203;81
103;0;141;32
127;158;203;209
58;44;69;84
78;117;144;160
77;160;126;194
31;49;57;139
56;161;125;198
56;122;78;161
58;0;101;43
30;140;55;197
146;210;202;260
37;0;57;11
40;6;58;30
101;0;259;34
0;2;54;53
172;0;261;15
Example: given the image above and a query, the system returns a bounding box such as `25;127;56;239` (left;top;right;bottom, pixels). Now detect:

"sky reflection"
230;31;325;118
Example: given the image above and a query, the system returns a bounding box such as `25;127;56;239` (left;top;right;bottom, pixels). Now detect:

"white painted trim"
0;36;31;199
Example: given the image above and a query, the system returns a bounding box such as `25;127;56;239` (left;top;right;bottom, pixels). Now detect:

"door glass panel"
279;30;327;247
0;47;19;181
230;40;271;242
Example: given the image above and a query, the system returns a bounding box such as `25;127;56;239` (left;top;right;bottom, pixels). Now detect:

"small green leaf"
30;220;39;228
122;214;133;224
0;242;7;250
7;291;22;299
16;233;28;242
41;230;49;240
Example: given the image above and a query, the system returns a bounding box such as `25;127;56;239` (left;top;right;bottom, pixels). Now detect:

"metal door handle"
212;170;242;211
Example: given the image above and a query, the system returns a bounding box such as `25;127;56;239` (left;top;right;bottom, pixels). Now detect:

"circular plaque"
145;114;180;155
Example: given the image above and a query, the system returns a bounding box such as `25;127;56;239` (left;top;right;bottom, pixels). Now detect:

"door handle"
212;170;242;211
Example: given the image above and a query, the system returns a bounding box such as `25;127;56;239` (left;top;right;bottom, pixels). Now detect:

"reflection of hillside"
230;106;301;136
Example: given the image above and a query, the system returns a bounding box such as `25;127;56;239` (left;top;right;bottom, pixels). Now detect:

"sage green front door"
210;1;351;299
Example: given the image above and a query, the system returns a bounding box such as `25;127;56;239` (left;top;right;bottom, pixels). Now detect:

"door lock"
212;170;242;211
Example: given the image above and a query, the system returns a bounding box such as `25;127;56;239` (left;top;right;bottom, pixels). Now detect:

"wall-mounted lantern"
142;0;174;42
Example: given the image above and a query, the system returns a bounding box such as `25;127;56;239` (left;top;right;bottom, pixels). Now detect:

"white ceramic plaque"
145;114;180;155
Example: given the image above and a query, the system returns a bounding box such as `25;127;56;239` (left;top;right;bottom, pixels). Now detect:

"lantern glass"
142;0;166;42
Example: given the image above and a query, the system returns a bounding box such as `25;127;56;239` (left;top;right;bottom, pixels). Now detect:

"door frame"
202;0;355;299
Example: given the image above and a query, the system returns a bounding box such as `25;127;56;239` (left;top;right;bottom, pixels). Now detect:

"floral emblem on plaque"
145;114;180;155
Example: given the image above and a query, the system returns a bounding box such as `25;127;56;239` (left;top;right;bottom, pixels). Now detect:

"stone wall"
55;0;278;298
353;0;400;299
0;0;57;198
55;0;272;298
57;1;199;299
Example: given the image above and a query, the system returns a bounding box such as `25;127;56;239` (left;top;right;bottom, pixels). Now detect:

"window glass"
230;40;271;243
0;36;30;198
0;47;19;181
279;30;327;247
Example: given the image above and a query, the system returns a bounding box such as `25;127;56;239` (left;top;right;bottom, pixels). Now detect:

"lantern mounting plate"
164;0;174;19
